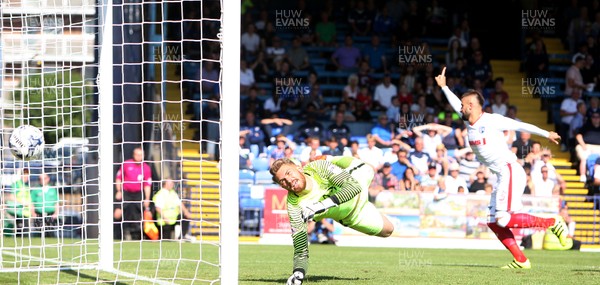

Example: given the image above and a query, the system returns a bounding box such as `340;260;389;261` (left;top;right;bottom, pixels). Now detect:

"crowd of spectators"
236;0;600;206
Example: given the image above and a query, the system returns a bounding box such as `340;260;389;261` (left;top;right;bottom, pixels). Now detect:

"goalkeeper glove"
286;271;304;285
301;198;337;223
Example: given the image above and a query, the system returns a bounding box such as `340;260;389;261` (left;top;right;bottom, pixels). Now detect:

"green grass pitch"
1;239;599;284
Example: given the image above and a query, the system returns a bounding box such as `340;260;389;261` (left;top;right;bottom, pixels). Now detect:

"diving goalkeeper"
270;156;395;285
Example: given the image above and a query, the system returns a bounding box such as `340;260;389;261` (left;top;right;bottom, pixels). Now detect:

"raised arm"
435;67;463;116
491;113;560;144
287;197;309;280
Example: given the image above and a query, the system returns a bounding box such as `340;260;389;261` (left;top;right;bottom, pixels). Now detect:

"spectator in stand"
322;136;344;156
420;162;442;193
447;58;468;88
299;136;322;166
343;73;360;101
357;60;375;88
443;162;468;194
567;6;591;54
409;137;432;178
265;36;286;72
240;87;265;117
525;38;550;79
587;96;600;122
412;123;453;159
383;141;402;164
432;144;456;177
307;219;336;245
448;26;468;49
564;55;588;98
241;23;261;62
488;77;509;105
286;37;310;72
326;111;352;143
269;134;296;167
356;85;374;112
468;168;488;193
315;11;337;47
260;115;293;141
329;101;356;122
397;84;413;106
531;150;567;192
445;38;464;70
253;9;269;32
344;140;361;158
363;35;388;73
373;5;396;36
575;110;600;181
348;0;372;36
439;111;464;157
560;87;585;152
511;131;536;166
569;101;588;148
240;59;255;96
115;147;152;241
399;167;421;191
295;107;325;144
391;148;411;180
240;111;268;151
353;101;373;122
374;73;398;111
524;141;544;167
239;135;253;170
410;95;435;117
359;134;385;171
263;93;283;118
331;35;362;72
531;165;560;197
580;54;597;88
404;0;424;37
386;96;401;124
467;50;493;88
463;36;481;63
369;162;400;202
370;113;410;150
457;148;481;184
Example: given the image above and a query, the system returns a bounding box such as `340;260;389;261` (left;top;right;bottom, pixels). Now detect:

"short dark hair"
270;158;298;183
462;89;485;107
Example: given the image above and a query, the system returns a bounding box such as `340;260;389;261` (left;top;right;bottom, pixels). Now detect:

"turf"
2;239;599;284
240;244;600;285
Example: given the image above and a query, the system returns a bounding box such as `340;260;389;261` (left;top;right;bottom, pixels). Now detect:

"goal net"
0;0;239;284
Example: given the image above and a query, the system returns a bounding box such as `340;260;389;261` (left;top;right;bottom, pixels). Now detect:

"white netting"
0;0;232;283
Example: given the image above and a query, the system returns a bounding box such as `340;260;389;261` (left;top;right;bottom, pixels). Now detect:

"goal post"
220;0;241;282
97;0;114;272
0;0;239;283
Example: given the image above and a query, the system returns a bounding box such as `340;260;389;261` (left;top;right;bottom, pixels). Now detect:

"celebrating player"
435;67;568;269
270;156;394;285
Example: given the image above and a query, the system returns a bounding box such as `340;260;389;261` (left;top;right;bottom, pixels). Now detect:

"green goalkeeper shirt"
287;156;365;275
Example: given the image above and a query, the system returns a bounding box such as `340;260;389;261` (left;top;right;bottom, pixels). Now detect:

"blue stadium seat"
266;145;278;157
250;144;260;160
587;154;600;178
239;169;255;184
252;157;270;171
239;183;253;200
254;170;273;185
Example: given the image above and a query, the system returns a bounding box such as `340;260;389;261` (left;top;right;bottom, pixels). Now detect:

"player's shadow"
430;263;495;268
242;275;364;283
572;269;600;273
62;269;130;285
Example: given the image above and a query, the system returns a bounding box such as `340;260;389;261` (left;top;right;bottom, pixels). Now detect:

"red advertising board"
263;187;292;234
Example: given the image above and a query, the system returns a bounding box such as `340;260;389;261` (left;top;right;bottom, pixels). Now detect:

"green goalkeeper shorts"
318;161;384;236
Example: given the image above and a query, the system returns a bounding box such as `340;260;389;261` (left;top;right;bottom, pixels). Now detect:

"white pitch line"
1;249;176;285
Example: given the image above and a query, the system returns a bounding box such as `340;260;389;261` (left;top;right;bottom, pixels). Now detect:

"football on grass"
9;125;45;161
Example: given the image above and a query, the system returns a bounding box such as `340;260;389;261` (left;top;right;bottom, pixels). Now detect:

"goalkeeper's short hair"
270;158;299;184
